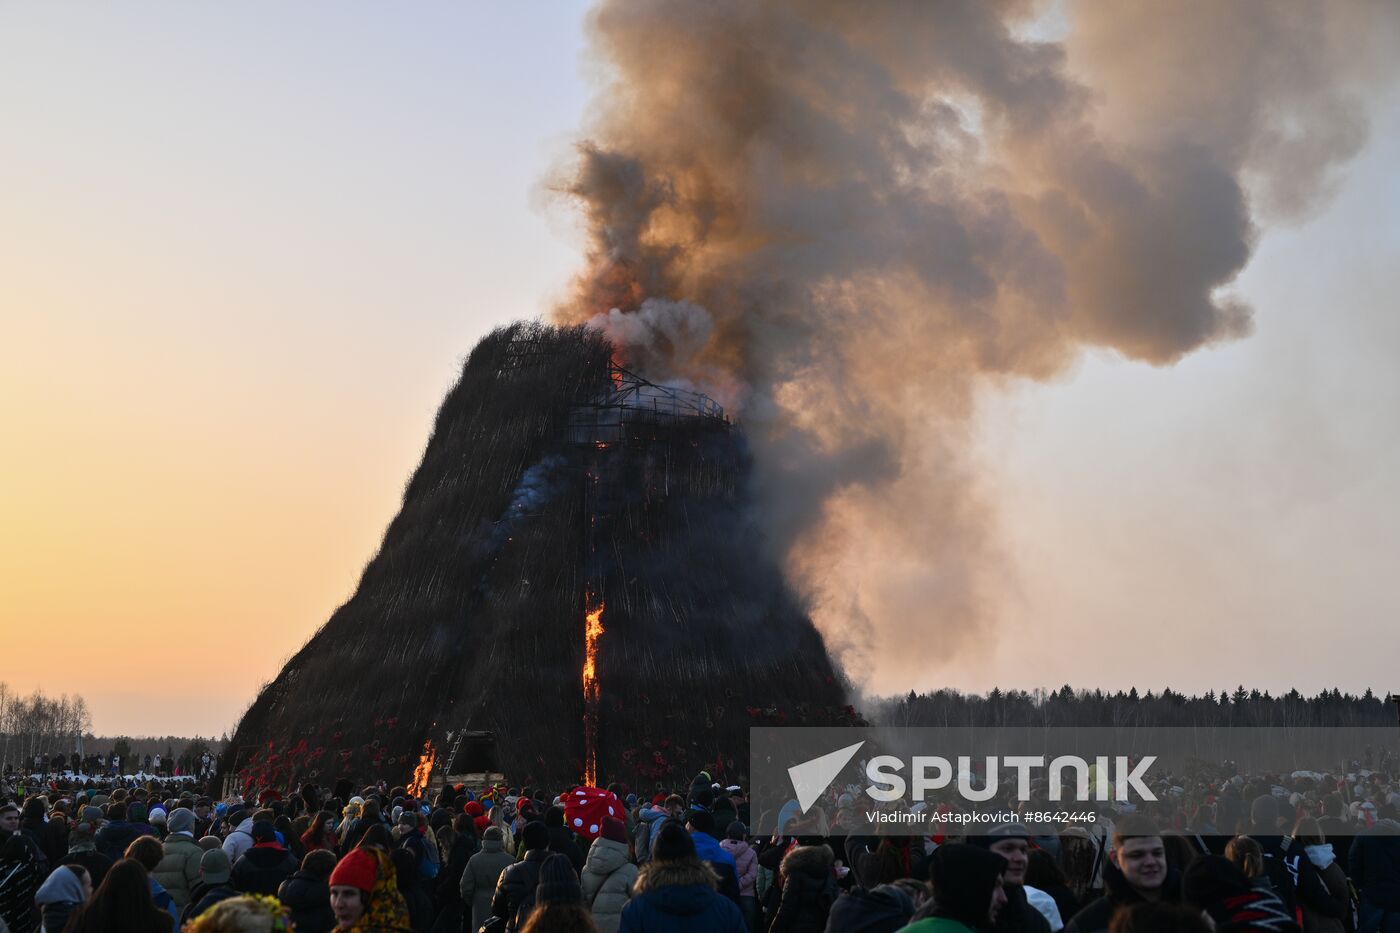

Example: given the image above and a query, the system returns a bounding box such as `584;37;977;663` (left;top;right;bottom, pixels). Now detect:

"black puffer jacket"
547;825;585;875
823;884;915;933
770;845;839;933
491;849;551;932
230;844;299;896
278;869;335;933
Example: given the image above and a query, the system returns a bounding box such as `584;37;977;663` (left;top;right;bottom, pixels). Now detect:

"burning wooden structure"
223;322;852;792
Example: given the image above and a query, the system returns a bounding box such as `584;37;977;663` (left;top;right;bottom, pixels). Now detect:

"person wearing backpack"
398;811;440;881
582;817;639;933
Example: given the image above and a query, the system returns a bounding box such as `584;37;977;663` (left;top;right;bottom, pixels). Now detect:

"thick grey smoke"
552;0;1399;686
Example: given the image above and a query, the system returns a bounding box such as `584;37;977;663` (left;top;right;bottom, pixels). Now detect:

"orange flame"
582;591;605;785
408;739;436;798
583;597;604;700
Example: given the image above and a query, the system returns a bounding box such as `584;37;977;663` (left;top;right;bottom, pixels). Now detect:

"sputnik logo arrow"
788;740;865;812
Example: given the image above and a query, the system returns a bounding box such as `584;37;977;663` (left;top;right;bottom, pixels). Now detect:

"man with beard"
1065;816;1178;933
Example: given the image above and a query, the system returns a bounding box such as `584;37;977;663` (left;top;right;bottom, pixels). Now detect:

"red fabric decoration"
563;786;623;842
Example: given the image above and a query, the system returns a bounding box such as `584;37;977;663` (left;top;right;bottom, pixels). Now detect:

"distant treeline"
874;686;1400;728
0;682;223;772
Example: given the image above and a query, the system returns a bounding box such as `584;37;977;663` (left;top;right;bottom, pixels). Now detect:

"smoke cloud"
550;0;1399;686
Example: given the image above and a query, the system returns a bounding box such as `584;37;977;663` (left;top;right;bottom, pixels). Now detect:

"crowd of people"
0;762;1396;933
6;751;217;781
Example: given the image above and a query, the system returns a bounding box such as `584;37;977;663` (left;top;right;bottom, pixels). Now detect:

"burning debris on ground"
224;321;855;792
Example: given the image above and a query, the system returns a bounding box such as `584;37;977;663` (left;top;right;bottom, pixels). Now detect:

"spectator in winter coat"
432;812;477;930
397;811;430;872
1180;855;1297;933
462;825;516;932
229;821;298;896
125;835;180;925
152;807;202;910
19;800;59;870
617;822;745;933
1242;796;1299;915
717;822;757;931
277;848;337;933
1065;818;1179;933
1316;796;1354;877
902;843;1009;933
581;818;639;933
0;835;42;933
823;883;916;933
493;822;554;933
632;799;670;867
390;847;432;932
1348;808;1400;933
125;803;159;844
973;825;1056;933
1291;818;1349;933
683;810;740;903
182;848;238;926
769;843;839;933
94;802;142;862
520;853;593;933
859;837;929;889
33;863;91;933
62;815;113;889
221;808;256;863
543;806;586;876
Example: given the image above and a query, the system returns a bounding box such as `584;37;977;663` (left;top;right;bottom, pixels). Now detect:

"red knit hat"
329;848;377;893
600;816;628;845
473;814;492;834
463;801;484;817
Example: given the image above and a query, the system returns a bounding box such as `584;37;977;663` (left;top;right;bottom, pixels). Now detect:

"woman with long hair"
1292;817;1350;933
357;824;394;852
65;857;176;933
520;853;599;933
303;811;340;854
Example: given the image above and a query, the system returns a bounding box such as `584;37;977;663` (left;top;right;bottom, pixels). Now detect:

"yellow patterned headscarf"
347;846;412;932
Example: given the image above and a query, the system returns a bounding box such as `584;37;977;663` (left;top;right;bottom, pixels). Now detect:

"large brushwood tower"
224;322;852;793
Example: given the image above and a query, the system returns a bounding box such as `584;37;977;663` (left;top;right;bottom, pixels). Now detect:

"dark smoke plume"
551;0;1399;685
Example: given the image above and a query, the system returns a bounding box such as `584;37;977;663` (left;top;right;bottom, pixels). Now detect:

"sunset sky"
2;3;1397;738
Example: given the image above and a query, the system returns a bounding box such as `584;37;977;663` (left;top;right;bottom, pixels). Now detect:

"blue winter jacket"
618;857;746;933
